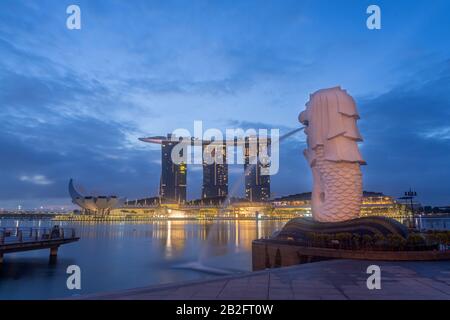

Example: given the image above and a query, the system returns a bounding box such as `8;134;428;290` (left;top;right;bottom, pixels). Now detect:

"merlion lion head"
299;86;366;222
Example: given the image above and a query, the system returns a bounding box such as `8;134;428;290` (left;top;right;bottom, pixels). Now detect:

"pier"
0;227;79;263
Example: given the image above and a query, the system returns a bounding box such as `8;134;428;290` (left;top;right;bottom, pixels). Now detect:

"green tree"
335;233;352;249
351;234;360;250
406;233;425;249
373;233;386;250
387;234;407;251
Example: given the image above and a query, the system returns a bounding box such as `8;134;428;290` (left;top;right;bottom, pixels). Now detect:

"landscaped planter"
252;239;450;271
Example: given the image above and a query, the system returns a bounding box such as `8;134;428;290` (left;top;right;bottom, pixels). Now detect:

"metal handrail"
0;227;77;244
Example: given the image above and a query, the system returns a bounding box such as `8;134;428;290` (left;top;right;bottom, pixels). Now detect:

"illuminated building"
202;140;228;199
63;188;410;221
161;135;187;203
68;179;124;215
271;191;407;218
140;134;272;204
359;192;408;218
140;134;187;204
244;136;271;202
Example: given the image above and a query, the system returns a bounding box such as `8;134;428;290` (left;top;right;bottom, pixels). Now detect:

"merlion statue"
269;86;408;252
299;86;366;222
260;86;410;269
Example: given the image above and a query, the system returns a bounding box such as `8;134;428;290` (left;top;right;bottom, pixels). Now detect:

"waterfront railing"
0;227;77;245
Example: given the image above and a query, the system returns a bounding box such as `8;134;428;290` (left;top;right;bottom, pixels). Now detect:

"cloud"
356;60;450;205
422;127;450;141
0;1;449;207
19;175;53;186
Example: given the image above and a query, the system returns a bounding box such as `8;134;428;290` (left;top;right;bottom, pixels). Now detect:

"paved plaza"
84;260;450;300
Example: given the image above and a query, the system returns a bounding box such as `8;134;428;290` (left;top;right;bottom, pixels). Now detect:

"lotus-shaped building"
69;179;124;215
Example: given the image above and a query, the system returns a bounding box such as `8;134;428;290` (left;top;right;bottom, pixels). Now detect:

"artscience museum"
69;179;124;216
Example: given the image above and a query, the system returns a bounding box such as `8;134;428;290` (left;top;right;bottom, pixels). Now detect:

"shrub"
435;232;449;246
386;234;407;251
424;231;450;247
406;233;426;247
335;233;353;249
352;234;361;250
362;234;373;249
373;233;386;250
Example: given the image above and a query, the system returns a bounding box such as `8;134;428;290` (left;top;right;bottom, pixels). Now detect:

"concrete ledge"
252;239;450;271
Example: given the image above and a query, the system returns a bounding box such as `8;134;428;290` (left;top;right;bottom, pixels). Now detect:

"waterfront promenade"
82;260;450;300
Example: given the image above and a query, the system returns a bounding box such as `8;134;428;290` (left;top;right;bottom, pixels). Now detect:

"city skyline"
1;0;450;208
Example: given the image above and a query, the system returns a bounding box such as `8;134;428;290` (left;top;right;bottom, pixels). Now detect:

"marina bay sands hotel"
139;134;271;204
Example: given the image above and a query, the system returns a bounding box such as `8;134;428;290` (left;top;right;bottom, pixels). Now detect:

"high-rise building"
160;134;187;203
140;134;271;204
244;136;271;202
202;141;228;199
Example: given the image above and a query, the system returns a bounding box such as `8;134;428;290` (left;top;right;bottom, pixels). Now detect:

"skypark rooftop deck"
139;135;271;145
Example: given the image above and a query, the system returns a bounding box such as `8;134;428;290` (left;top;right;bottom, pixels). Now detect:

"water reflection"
415;217;450;231
2;217;447;300
0;219;285;300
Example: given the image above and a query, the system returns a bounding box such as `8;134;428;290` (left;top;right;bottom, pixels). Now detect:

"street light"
399;188;418;228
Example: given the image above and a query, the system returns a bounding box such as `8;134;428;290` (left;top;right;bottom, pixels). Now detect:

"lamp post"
399;189;418;229
405;188;417;216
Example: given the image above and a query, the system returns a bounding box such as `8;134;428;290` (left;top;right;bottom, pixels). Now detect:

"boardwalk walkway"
83;260;450;300
0;227;79;263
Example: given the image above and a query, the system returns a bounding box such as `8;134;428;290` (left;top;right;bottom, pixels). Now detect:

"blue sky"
0;0;449;209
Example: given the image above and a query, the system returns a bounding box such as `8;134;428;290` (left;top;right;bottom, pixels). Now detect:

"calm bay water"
1;217;448;300
0;219;286;300
416;216;450;231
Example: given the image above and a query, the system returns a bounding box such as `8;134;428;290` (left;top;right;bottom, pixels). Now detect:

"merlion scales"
299;86;366;222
